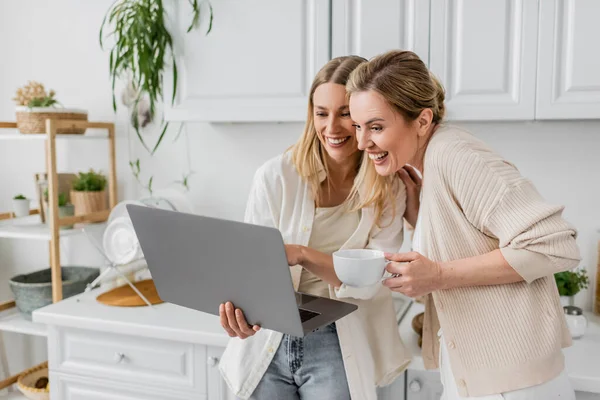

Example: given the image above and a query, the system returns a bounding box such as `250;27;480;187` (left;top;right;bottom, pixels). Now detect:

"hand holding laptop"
219;302;261;339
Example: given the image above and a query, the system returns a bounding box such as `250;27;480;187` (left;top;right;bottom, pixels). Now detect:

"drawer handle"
114;352;125;363
408;379;422;392
207;356;219;367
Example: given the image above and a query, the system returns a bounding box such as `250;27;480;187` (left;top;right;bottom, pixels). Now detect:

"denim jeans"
249;323;351;400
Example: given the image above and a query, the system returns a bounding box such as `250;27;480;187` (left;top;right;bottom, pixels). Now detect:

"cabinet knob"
114;352;125;363
207;356;219;367
408;379;422;392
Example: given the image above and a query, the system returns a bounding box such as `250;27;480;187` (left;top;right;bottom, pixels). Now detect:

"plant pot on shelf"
8;266;100;319
44;204;75;229
15;106;88;135
70;189;108;216
560;296;575;307
12;198;31;218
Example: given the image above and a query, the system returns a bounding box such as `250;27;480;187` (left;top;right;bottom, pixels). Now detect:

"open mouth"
326;136;351;147
368;151;389;164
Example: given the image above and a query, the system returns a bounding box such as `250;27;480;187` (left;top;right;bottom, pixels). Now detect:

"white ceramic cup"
333;249;391;287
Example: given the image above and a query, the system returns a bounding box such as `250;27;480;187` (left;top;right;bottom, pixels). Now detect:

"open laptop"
126;204;358;337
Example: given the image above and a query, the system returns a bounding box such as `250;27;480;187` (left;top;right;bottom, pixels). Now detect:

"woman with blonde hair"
217;56;410;400
347;49;580;400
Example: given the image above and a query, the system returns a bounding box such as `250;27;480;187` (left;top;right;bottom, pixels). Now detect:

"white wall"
0;0;599;382
0;0;133;378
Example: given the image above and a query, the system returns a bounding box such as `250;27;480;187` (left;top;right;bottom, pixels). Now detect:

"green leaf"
152;122;169;155
206;1;213;35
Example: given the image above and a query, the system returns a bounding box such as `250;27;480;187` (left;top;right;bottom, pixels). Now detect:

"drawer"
51;371;206;400
51;327;207;393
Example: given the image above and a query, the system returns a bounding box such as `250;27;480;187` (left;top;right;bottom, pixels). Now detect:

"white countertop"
399;302;600;394
32;287;231;347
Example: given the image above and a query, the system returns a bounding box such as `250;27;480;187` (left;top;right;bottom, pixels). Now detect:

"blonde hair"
346;50;446;211
290;56;397;224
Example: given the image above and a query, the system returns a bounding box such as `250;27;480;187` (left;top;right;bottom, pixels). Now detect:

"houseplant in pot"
13;81;88;135
12;194;30;218
555;269;589;306
70;169;108;216
43;190;75;229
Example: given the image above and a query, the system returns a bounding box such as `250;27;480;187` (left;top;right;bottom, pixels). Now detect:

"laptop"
126;204;358;337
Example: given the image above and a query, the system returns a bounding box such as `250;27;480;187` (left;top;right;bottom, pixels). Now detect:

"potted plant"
43;190;75;229
12;81;88;135
555;269;589;306
12;194;30;218
70;169;108;216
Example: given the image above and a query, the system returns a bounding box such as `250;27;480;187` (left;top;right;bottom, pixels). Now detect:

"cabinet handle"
408;379;422;392
207;356;219;367
114;352;125;363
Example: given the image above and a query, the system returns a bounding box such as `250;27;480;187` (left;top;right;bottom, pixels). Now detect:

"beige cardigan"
418;126;581;397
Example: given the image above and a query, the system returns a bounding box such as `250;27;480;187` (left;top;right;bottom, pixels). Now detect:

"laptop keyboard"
298;308;320;323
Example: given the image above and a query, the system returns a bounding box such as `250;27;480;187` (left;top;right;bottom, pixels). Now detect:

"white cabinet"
536;0;600;119
331;0;430;63
46;326;235;400
405;370;443;400
429;0;540;121
207;347;238;400
51;372;201;400
165;0;330;122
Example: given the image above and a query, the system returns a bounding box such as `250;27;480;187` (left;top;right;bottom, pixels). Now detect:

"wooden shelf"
0;131;109;141
0;215;104;241
0;308;47;337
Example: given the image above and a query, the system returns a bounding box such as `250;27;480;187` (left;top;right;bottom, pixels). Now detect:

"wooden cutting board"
96;279;164;307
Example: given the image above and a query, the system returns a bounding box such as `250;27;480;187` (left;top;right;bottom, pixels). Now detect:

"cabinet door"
331;0;430;64
429;0;539;121
406;369;443;400
51;371;204;400
207;346;238;400
536;0;600;119
164;0;330;122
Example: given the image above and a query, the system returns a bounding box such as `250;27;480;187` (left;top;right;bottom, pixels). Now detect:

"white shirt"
218;152;411;400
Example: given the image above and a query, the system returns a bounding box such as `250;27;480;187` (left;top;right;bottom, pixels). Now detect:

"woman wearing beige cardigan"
347;50;580;400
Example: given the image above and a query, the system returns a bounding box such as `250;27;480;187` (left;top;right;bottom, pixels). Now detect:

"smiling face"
349;90;429;176
312;83;359;165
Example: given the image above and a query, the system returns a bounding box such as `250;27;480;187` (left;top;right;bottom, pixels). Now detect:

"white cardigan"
219;152;411;400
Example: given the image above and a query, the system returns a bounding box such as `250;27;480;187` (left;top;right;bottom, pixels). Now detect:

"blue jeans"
249;323;351;400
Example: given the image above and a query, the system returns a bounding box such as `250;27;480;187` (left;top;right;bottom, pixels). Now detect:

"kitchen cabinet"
405;370;443;400
207;347;238;400
34;289;236;400
331;0;430;64
164;0;330;122
536;0;600;119
429;0;539;121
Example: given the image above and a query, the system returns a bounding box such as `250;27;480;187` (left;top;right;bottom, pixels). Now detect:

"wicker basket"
70;190;108;216
15;106;88;134
17;361;49;400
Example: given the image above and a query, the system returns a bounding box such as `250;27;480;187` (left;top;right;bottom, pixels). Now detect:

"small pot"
70;190;108;216
44;204;75;229
560;296;575;307
564;306;587;339
12;198;30;218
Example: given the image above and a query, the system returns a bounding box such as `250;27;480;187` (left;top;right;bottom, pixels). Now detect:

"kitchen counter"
399;302;600;395
32;286;230;347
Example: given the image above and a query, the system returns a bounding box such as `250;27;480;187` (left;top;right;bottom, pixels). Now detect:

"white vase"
12;198;30;218
560;296;575;307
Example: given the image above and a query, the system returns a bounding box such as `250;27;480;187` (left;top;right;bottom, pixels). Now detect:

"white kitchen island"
33;288;235;400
